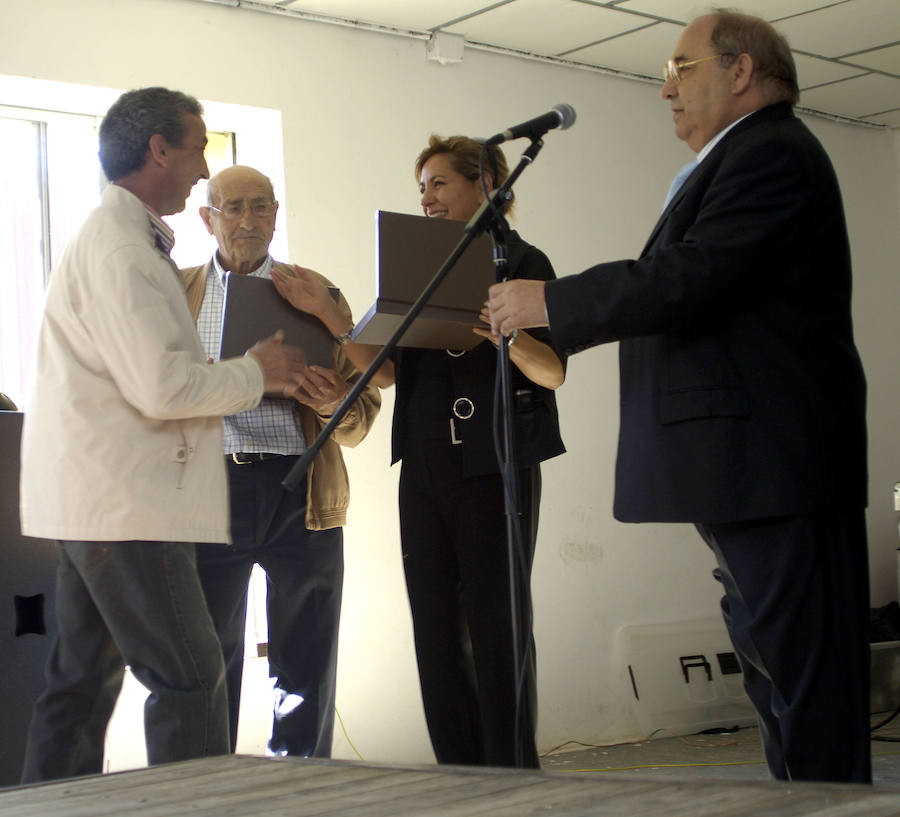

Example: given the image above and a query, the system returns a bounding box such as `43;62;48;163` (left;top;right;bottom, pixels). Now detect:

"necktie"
663;160;697;209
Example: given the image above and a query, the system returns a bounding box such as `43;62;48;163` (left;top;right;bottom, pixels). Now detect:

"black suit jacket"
547;103;867;524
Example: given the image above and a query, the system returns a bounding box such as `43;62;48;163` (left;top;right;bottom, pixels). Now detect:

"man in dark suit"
488;11;870;783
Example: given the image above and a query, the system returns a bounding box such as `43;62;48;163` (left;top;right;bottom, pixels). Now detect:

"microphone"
485;103;576;145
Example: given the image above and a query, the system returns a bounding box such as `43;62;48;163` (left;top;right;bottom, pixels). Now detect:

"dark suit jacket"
392;231;566;478
546;102;867;524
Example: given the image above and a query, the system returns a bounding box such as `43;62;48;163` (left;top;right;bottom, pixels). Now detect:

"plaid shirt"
196;253;306;455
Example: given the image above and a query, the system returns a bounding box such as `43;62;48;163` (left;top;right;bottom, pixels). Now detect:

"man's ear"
147;133;169;167
731;52;754;94
199;206;214;235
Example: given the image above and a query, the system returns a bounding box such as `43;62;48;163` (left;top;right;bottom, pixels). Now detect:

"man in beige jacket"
19;88;306;782
182;164;380;757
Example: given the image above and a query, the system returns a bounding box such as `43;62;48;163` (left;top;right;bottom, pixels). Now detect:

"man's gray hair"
99;87;203;182
709;8;799;105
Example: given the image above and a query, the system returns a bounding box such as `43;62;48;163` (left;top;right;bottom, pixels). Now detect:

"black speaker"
0;412;58;786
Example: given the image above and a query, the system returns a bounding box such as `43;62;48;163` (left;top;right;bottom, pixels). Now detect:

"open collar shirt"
197;252;306;455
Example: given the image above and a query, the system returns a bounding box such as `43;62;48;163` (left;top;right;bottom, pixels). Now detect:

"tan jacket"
20;185;264;544
181;260;380;530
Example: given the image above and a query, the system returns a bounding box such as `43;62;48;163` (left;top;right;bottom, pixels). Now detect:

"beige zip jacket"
20;185;264;544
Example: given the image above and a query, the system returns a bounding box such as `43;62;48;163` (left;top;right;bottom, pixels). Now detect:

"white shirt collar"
211;252;273;287
696;111;755;164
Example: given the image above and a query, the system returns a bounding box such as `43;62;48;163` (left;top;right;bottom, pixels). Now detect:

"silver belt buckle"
450;397;474;445
452;397;474;420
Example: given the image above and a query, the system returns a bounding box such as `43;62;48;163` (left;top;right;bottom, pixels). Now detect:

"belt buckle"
452;397;474;420
450;397;475;446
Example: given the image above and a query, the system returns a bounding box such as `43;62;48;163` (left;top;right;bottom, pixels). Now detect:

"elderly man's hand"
292;364;350;415
245;330;308;397
487;279;549;336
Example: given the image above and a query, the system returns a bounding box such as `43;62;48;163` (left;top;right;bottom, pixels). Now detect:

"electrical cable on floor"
541;726;765;773
540;727;741;759
560;758;770;773
872;707;900;731
871;703;900;741
646;726;741;749
542;722;900;773
334;706;364;760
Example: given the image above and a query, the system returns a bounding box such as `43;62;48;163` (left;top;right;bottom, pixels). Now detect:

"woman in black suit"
273;135;565;768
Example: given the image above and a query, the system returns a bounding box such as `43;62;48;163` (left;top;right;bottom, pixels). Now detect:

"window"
0;106;235;410
0;108;103;410
168;130;235;267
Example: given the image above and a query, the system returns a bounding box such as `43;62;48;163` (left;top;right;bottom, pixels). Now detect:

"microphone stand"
485;136;544;768
281;136;547;770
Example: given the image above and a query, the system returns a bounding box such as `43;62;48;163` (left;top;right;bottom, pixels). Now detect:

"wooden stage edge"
1;754;898;816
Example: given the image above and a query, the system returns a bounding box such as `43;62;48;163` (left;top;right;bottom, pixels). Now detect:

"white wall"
2;0;899;765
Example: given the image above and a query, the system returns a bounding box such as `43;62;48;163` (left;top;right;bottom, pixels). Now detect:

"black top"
391;230;566;477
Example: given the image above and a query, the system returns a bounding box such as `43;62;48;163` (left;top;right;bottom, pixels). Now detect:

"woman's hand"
473;303;515;346
472;302;564;390
272;266;342;327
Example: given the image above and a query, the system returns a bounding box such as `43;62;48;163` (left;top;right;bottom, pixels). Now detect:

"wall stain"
558;539;603;565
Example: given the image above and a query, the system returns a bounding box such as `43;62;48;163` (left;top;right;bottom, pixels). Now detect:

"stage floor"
2;754;899;816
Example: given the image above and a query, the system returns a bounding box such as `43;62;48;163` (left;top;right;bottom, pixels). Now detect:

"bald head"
207;165;275;208
200;165;279;275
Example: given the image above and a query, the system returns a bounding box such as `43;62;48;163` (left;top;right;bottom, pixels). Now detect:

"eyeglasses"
207;200;277;220
664;53;733;83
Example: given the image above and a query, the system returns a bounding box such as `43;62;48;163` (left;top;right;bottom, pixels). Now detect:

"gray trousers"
21;540;229;783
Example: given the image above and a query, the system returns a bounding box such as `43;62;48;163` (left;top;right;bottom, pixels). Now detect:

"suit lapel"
639;104;794;258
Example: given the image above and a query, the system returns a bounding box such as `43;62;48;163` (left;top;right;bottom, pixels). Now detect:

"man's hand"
271;265;346;336
292;364;351;415
245;330;307;397
487;279;549;336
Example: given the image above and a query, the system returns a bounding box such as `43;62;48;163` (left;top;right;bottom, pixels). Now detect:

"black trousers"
196;457;343;758
696;510;871;783
399;439;541;768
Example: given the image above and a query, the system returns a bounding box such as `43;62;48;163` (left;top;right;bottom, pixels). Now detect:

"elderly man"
19;88;306;782
181;165;380;758
489;11;869;783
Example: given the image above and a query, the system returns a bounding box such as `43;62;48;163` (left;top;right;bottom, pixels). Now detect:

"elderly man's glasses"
208;200;277;220
664;53;733;83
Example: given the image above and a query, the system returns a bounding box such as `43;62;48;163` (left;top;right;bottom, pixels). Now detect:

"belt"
229;452;285;465
449;396;476;446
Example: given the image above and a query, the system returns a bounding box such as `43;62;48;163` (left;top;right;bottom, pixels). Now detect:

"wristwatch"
334;325;354;345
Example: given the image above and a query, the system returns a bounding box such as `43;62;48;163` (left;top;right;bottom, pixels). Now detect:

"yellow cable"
558;759;768;773
334;705;364;760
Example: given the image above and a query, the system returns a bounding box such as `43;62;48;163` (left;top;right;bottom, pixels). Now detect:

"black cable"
872;707;900;732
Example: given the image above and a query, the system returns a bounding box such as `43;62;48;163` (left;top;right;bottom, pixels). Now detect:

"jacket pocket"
659;387;749;425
